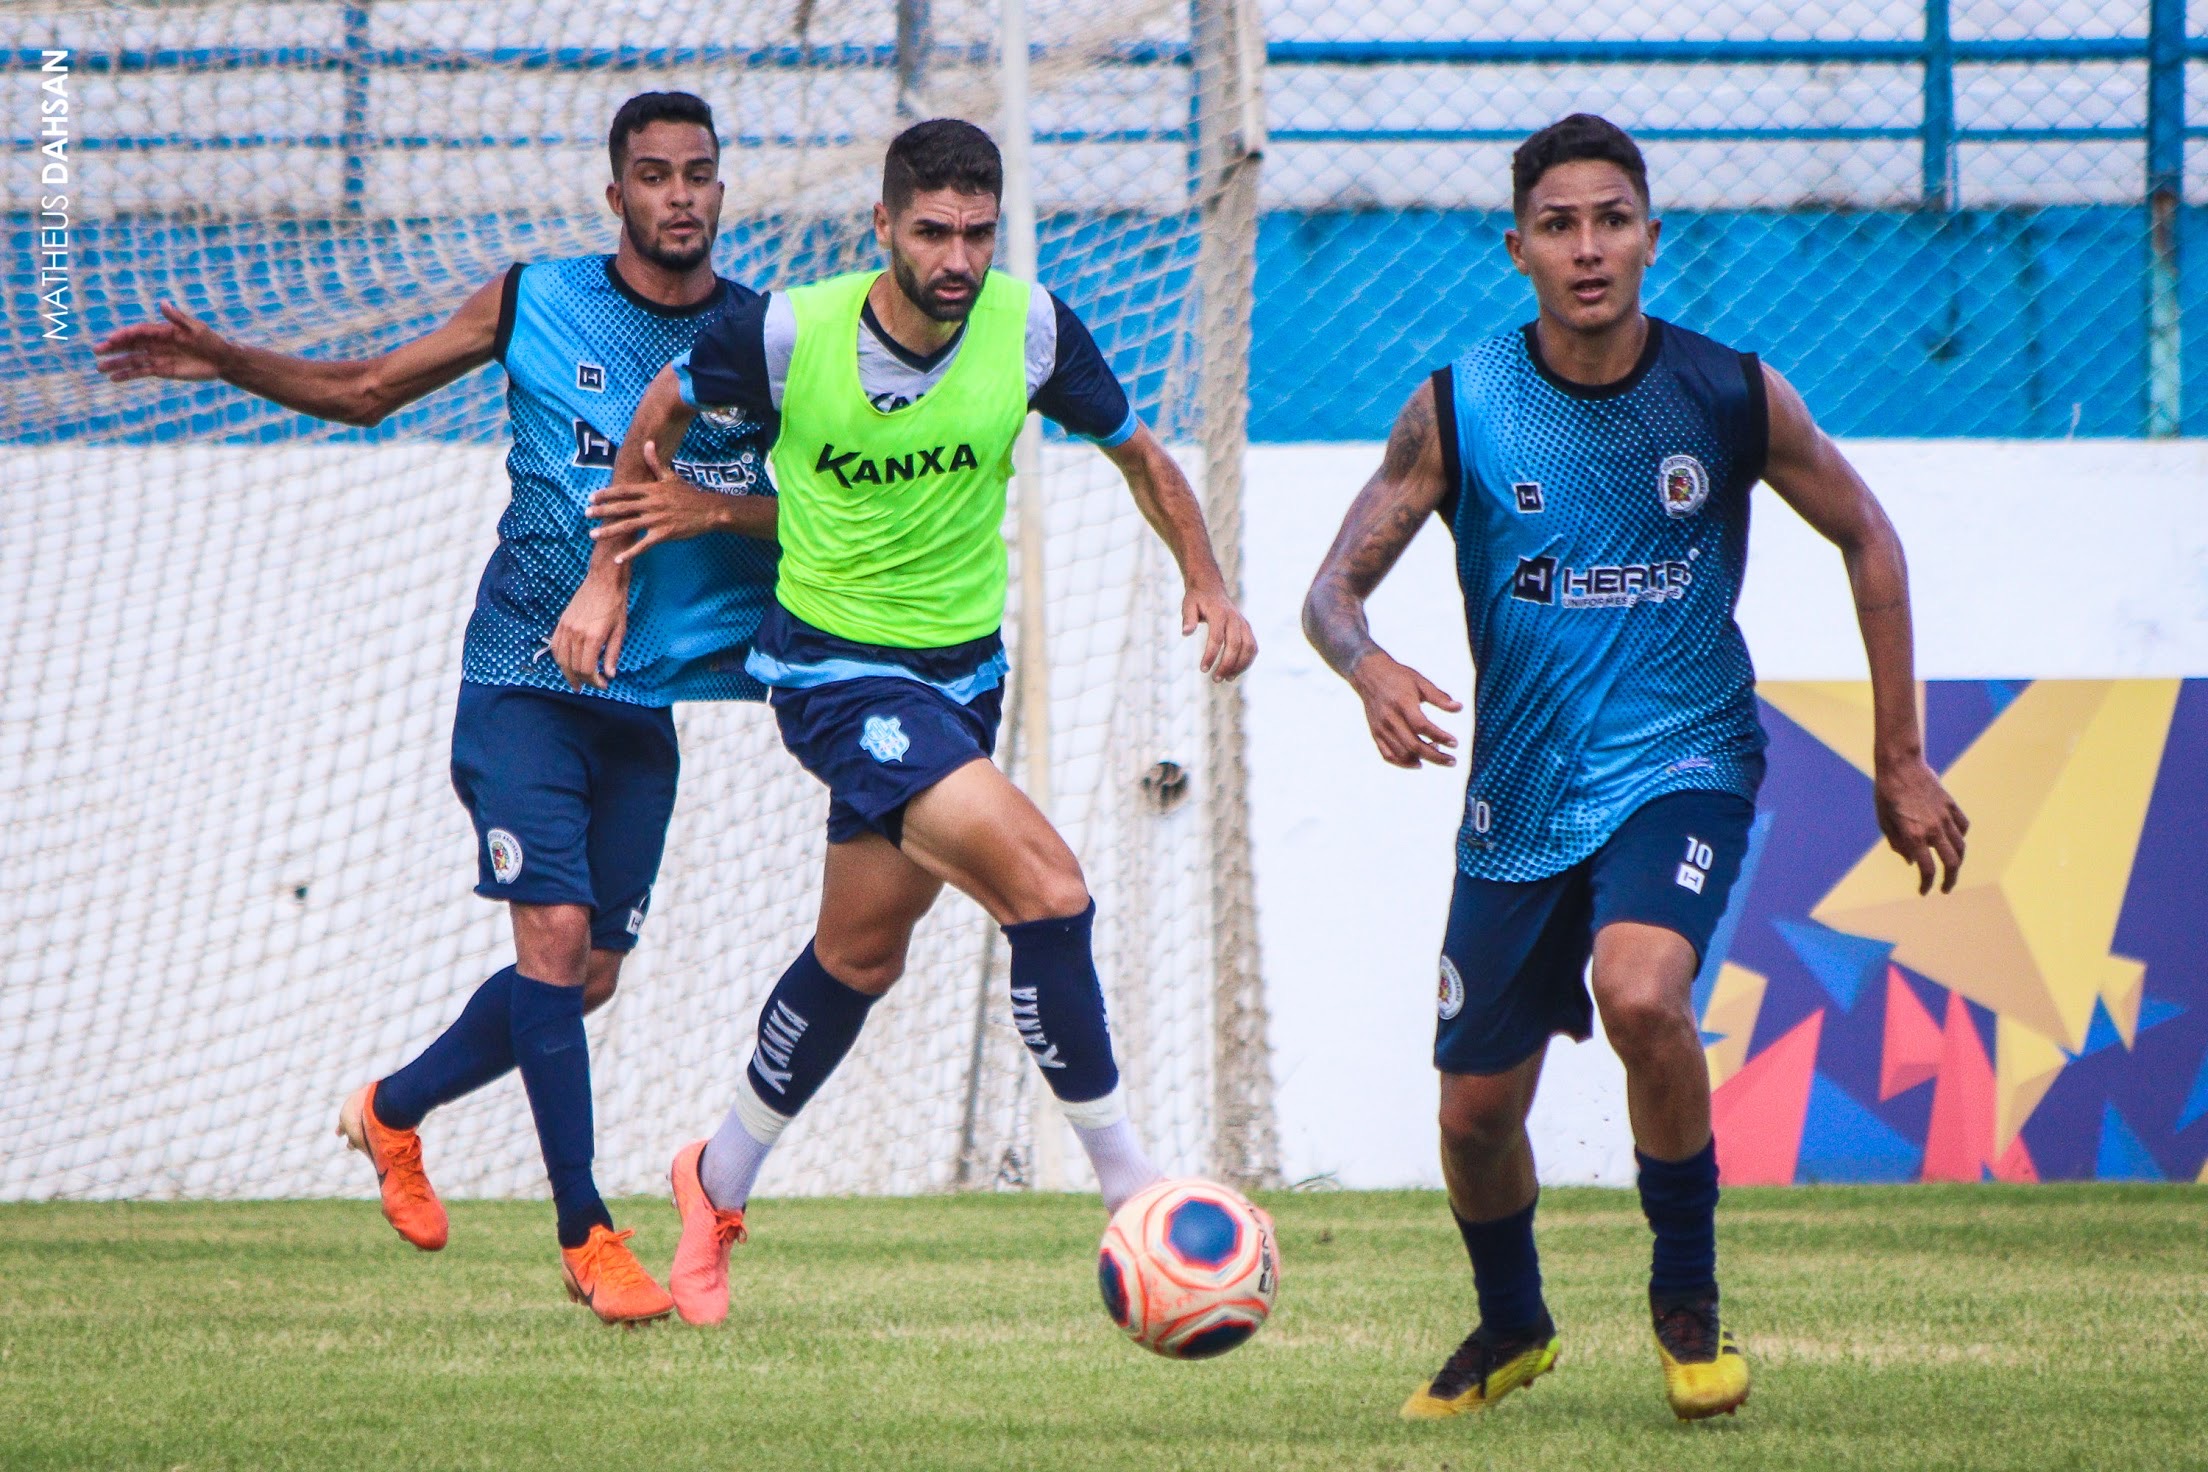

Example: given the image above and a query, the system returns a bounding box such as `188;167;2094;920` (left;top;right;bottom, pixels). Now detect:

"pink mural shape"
1712;1010;1824;1185
1879;965;1945;1100
1990;1134;2039;1183
1922;992;1997;1181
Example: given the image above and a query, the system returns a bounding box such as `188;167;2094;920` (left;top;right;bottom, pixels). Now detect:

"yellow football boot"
1400;1315;1561;1420
1652;1292;1750;1420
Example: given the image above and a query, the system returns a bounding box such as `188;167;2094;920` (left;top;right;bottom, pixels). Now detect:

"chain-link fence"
1253;0;2205;439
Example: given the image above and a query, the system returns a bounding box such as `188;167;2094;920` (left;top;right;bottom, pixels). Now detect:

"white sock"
698;1083;793;1211
1063;1087;1165;1213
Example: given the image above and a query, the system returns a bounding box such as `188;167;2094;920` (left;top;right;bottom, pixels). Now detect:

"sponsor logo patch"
814;440;980;490
1512;481;1545;513
570;419;615;468
487;828;524;884
1437;955;1466;1020
1512;556;1692;609
1659;453;1710;518
1511;555;1558;603
575;362;605;392
860;714;911;764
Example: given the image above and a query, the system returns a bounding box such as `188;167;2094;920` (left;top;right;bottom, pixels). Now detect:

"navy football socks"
1003;901;1118;1104
372;966;518;1132
743;941;880;1115
1454;1196;1549;1337
700;942;880;1210
509;973;612;1249
1637;1138;1720;1300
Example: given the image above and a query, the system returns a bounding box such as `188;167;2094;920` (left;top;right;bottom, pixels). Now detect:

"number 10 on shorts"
1676;835;1714;894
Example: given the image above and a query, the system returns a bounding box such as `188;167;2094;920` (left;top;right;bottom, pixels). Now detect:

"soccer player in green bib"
578;119;1257;1326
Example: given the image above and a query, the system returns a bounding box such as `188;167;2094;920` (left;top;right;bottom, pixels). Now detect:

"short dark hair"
608;91;717;174
1511;114;1650;218
883;119;1003;212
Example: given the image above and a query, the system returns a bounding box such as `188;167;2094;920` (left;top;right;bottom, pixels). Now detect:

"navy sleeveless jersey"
1437;318;1769;881
462;255;777;706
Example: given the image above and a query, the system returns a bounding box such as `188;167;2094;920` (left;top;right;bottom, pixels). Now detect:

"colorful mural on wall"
1705;680;2208;1185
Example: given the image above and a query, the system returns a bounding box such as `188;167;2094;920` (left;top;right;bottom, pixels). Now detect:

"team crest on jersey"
860;715;911;764
696;403;762;434
575;363;605;392
1437;956;1466;1020
1658;453;1710;518
487;828;524;884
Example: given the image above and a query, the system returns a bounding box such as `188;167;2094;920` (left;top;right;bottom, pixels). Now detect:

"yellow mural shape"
1810;680;2179;1056
1702;962;1768;1090
1994;1016;2068;1151
1759;681;1928;778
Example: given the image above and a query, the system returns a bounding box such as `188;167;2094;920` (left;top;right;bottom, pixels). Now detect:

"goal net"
2;0;1277;1201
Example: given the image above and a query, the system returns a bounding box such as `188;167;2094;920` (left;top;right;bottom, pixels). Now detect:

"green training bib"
768;268;1031;648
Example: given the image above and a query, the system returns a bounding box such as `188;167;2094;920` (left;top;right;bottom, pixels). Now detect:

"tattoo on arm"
1303;383;1445;679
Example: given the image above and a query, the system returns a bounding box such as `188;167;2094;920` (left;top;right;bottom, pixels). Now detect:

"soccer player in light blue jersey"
94;92;777;1323
1304;115;1969;1421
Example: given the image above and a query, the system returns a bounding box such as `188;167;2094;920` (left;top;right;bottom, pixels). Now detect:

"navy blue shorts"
449;681;679;952
1434;789;1756;1076
769;677;1003;845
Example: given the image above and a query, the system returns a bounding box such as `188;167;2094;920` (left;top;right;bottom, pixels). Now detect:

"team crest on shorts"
487;828;524;884
1658;454;1710;518
860;714;911;764
1437;955;1466;1020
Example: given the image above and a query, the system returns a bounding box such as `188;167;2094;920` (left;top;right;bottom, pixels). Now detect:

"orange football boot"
561;1225;675;1325
667;1139;748;1326
337;1081;448;1251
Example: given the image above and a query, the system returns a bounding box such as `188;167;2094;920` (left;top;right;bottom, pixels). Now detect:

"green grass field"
3;1186;2202;1471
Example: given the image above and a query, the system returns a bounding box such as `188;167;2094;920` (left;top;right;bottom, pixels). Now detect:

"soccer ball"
1096;1177;1278;1359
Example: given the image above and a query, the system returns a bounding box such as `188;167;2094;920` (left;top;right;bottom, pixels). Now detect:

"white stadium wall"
3;438;2201;1198
1245;439;2208;1190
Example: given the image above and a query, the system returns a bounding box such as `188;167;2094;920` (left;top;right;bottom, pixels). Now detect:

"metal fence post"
340;4;370;216
1920;0;1954;209
2145;0;2185;437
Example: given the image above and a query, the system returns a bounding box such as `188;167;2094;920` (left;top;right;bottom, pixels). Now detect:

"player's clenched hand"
1874;755;1968;895
550;568;628;691
1349;651;1462;769
1182;583;1257;681
94;302;229;383
585;441;730;564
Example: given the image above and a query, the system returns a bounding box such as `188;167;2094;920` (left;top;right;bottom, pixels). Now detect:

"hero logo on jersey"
1658;453;1710;518
1512;481;1545;513
860;715;911;764
1437;955;1466;1020
487;828;524;884
571;420;616;468
1511;555;1558;603
575;362;606;392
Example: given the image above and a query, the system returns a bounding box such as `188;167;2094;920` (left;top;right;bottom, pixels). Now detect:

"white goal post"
1;0;1279;1202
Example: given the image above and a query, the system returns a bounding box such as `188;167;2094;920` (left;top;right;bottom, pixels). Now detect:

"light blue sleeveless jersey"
1439;319;1769;881
462;255;777;705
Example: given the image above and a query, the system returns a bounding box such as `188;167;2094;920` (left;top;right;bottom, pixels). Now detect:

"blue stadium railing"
10;4;2205;438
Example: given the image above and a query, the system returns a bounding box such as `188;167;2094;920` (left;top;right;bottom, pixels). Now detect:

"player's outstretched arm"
1099;423;1256;681
586;366;778;559
1302;379;1463;770
93;276;506;427
1760;362;1968;894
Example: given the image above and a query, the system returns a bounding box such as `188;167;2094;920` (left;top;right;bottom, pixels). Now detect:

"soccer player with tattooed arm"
570;118;1257;1327
1303;114;1969;1422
